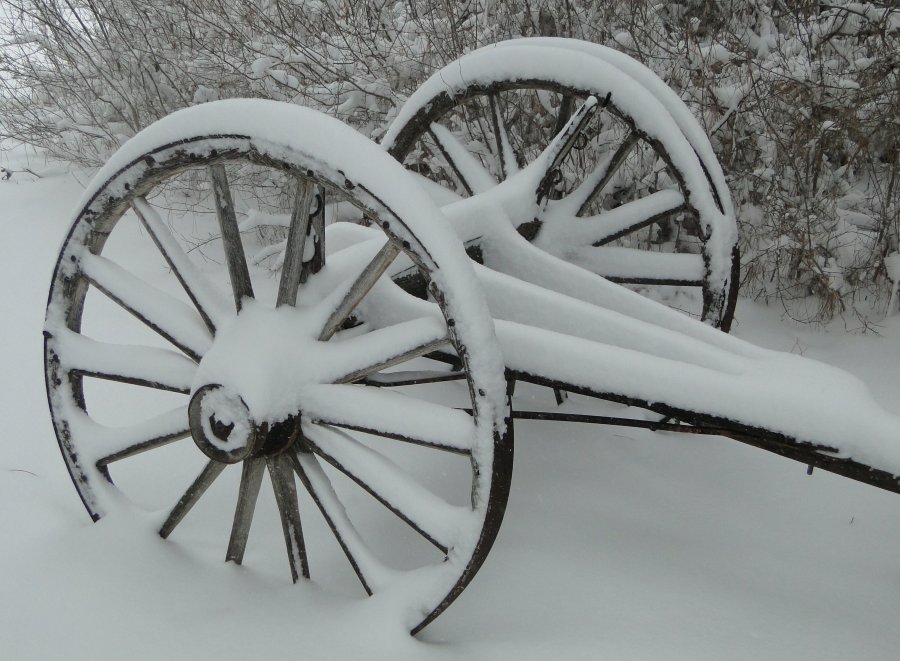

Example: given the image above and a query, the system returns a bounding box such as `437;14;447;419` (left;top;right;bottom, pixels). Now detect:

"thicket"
1;0;897;323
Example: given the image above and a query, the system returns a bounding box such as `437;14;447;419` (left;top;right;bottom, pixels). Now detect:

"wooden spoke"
318;239;402;341
50;327;195;393
568;246;705;285
428;123;497;195
93;405;191;467
591;192;687;246
575;130;641;216
226;457;266;565
159;460;226;539
276;178;316;307
337;336;450;385
364;369;465;387
79;252;212;361
329;316;450;384
132;197;230;332
489;93;519;179
267;454;309;581
542;190;686;248
208;164;254;311
301;384;475;454
304;424;468;552
291;451;394;594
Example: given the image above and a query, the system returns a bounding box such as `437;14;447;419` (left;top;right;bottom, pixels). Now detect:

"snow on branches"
1;1;896;323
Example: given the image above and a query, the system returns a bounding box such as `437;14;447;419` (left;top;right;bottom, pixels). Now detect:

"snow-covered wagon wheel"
44;100;512;634
383;41;739;331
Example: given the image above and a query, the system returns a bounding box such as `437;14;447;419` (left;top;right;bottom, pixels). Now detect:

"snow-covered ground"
3;143;900;660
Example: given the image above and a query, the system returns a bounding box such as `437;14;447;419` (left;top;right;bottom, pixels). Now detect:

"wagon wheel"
44;101;511;634
383;42;739;331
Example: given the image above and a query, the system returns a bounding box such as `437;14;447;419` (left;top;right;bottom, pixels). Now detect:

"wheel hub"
188;384;300;464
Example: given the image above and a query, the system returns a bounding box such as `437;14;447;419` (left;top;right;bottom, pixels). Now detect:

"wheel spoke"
535;95;599;205
318;239;401;341
159;460;226;539
226;457;266;564
337;336;450;385
276;178;316;307
574;130;641;216
291;451;394;594
303;423;468;552
567;246;705;285
428;123;497;195
49;327;195;393
208;164;254;311
87;405;190;466
132;197;231;332
79;252;212;361
329;316;449;384
267;454;308;581
489;94;519;180
301;384;475;454
541;189;686;248
364;369;465;387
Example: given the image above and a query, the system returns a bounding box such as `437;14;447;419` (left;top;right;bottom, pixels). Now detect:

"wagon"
43;39;900;635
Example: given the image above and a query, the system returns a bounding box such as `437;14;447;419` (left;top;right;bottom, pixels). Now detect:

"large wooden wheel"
383;40;739;330
44;100;512;634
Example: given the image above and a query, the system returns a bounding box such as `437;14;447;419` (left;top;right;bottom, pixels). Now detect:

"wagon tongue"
188;383;301;464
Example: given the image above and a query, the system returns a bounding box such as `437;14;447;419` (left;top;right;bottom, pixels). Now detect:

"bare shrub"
1;0;896;323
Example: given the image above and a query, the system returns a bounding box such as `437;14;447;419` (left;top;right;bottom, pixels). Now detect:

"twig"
1;167;43;180
7;468;39;477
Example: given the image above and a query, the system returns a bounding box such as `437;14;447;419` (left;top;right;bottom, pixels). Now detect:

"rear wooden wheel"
384;41;739;330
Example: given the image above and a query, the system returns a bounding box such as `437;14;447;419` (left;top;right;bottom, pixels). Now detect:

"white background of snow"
4;143;900;660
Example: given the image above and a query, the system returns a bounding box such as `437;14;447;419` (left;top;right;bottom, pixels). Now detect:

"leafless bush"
1;0;897;322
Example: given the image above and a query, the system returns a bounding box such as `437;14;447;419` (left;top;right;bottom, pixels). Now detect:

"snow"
5;141;900;659
197;387;254;455
49;326;195;393
428;123;498;194
539;189;687;246
301;384;475;453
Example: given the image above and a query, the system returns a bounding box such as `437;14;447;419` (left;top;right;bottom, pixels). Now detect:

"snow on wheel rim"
488;37;735;223
382;41;739;330
43;100;511;634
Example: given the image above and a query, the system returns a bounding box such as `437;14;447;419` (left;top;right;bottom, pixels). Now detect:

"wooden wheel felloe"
44;100;511;634
383;40;739;331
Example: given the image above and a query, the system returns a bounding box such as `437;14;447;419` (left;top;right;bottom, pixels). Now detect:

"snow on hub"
187;301;319;463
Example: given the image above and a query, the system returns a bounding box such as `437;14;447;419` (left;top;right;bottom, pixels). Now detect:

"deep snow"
3;143;900;660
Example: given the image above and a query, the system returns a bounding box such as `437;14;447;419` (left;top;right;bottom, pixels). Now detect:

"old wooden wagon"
44;39;900;634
